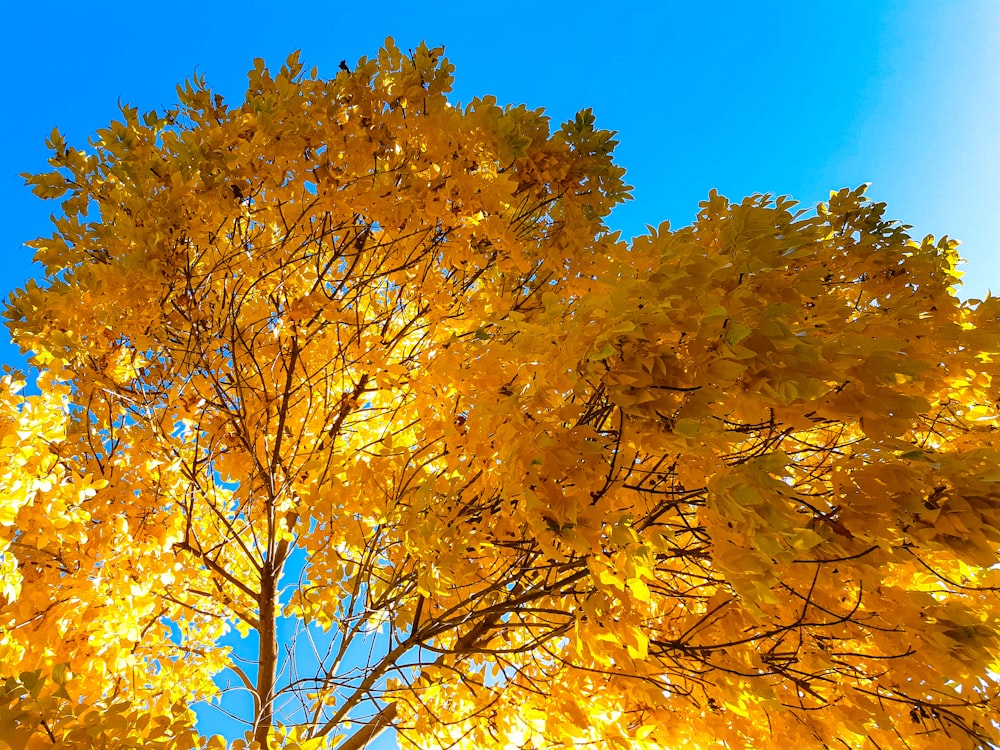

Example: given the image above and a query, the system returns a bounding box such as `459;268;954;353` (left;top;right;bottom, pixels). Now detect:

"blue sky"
3;1;998;745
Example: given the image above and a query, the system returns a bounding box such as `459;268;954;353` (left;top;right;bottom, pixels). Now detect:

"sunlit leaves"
3;40;1000;750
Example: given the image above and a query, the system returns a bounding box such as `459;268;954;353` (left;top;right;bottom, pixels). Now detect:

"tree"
2;39;999;750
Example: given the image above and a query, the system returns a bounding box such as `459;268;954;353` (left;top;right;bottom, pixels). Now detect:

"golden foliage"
3;40;1000;749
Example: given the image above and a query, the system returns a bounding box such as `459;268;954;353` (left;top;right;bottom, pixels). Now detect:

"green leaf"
724;322;753;345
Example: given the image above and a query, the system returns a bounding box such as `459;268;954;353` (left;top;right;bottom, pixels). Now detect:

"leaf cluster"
3;40;1000;750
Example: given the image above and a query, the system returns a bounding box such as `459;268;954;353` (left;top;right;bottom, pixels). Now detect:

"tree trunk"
253;561;278;747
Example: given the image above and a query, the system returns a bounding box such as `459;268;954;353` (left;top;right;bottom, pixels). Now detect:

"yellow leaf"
627;577;651;602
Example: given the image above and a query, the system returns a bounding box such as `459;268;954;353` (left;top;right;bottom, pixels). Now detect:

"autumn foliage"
2;40;1000;749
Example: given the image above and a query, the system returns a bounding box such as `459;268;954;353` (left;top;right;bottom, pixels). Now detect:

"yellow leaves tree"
3;40;1000;749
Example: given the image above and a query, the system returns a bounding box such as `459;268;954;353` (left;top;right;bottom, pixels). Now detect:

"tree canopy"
2;40;1000;750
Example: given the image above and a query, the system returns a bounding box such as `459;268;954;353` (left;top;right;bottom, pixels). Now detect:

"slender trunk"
253;560;279;747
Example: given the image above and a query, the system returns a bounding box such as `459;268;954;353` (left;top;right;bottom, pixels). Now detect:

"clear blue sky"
3;1;998;745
